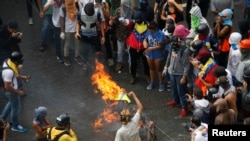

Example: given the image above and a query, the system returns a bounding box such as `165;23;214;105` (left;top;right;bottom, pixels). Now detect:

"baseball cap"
35;106;47;117
195;48;211;61
7;20;19;30
173;24;190;39
219;9;233;18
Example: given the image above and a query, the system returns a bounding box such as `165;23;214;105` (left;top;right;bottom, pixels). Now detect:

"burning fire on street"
91;60;131;132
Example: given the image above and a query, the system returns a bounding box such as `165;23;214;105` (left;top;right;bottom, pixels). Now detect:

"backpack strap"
53;130;69;141
47;127;70;141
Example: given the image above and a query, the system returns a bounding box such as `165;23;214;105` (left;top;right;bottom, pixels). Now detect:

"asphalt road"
0;0;245;141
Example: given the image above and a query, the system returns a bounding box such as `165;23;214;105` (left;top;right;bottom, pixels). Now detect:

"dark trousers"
26;0;38;18
128;47;149;77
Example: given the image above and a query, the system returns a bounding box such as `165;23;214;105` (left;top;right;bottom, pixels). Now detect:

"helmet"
196;24;209;35
84;2;94;16
10;51;24;65
35;106;47;117
56;113;70;126
190;40;203;52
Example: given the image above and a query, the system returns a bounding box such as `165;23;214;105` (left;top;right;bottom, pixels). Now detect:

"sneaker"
11;125;27;133
159;83;165;92
115;63;122;72
56;56;64;63
166;100;178;106
74;57;83;65
147;82;154;90
28;18;33;25
108;59;114;67
64;57;71;66
179;109;187;117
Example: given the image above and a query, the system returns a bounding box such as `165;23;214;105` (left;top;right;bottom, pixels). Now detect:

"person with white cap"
227;32;242;86
32;106;51;141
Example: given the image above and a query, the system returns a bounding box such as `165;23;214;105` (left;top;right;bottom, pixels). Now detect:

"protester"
189;115;208;141
115;91;143;141
213;8;233;68
0;20;23;65
160;0;184;24
164;24;190;117
213;98;237;125
47;113;78;141
60;0;84;66
125;10;150;84
143;21;166;92
0;51;30;133
75;2;105;63
240;68;250;118
43;0;64;63
39;0;53;52
0;118;10;141
26;0;43;25
32;106;51;141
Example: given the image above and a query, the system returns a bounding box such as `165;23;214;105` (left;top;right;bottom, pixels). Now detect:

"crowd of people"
1;0;250;141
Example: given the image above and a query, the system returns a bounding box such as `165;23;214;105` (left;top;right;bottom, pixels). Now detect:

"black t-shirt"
163;0;183;23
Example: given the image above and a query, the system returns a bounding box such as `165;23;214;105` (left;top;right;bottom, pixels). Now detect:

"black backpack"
47;127;69;141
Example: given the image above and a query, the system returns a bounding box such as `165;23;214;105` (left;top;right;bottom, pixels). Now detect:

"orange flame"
91;60;128;132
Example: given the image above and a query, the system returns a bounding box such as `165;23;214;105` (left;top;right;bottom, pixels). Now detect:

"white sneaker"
28;18;33;25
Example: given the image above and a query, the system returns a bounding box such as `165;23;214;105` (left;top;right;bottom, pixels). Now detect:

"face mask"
191;15;200;29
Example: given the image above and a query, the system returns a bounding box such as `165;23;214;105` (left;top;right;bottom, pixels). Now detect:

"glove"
60;32;65;40
162;67;168;76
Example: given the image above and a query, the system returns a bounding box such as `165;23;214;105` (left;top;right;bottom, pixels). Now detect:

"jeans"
41;14;53;48
0;91;21;127
63;32;80;57
116;40;126;63
169;74;188;109
53;26;63;59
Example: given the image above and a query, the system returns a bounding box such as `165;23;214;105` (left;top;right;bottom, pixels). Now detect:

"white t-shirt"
45;0;63;27
115;112;141;141
193;124;208;141
60;7;77;33
2;62;18;89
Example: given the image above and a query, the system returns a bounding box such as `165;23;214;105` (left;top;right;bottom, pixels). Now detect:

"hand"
162;67;168;76
128;91;136;97
100;36;105;44
243;81;248;88
18;89;26;96
75;32;81;40
11;32;21;38
39;11;44;18
60;32;65;40
180;77;186;84
198;72;204;79
185;94;192;102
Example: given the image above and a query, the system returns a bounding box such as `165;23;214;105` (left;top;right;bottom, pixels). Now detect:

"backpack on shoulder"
47;127;69;141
